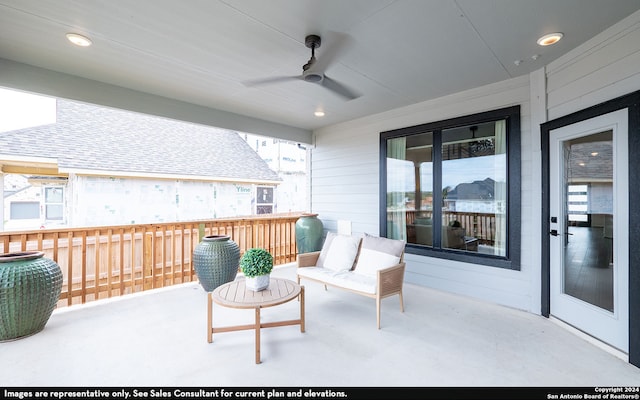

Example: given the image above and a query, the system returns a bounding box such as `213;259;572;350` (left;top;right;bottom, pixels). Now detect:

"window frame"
44;186;64;221
379;106;521;270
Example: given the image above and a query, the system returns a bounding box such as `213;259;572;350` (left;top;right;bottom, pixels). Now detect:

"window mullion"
433;130;443;248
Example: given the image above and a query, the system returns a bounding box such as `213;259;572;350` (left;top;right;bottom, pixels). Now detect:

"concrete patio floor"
2;264;639;387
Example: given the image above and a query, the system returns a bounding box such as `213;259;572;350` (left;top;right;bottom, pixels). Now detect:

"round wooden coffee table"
207;277;305;364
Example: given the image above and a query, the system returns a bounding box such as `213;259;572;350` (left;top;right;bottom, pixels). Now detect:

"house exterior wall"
312;76;535;312
68;175;272;227
2;138;309;230
310;10;640;314
3;174;280;230
242;134;308;213
2;175;68;230
545;12;640;120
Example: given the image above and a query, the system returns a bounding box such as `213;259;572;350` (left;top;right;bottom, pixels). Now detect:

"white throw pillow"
316;231;337;267
322;234;361;272
354;248;400;277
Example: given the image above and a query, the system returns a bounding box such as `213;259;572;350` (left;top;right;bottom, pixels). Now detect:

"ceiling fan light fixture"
66;33;92;47
537;32;563;46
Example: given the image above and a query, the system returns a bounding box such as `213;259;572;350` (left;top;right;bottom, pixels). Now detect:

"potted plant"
240;248;273;291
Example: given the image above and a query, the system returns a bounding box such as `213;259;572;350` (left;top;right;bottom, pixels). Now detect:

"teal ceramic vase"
193;235;240;292
295;213;324;254
0;251;63;341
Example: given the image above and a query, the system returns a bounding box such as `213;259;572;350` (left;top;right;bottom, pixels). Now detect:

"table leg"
300;286;305;333
207;292;213;343
255;307;261;364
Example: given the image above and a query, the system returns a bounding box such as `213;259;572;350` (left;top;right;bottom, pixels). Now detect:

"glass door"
549;109;628;352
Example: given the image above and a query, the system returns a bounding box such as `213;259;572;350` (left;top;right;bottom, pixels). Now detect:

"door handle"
549;230;573;236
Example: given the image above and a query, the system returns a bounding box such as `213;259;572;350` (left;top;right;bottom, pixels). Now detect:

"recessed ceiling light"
66;33;92;47
537;32;563;46
314;110;325;117
591;152;599;156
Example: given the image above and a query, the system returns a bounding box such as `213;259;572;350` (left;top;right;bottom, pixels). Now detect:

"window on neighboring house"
44;186;64;221
256;186;274;214
10;202;39;219
380;106;521;269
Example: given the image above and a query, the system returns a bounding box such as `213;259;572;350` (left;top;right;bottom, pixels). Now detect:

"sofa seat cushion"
297;267;376;294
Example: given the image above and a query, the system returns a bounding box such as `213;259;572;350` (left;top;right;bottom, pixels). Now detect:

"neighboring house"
445;178;506;214
0;99;293;231
242;134;308;214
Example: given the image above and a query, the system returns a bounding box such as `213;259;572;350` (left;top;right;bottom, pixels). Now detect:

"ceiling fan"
242;33;361;100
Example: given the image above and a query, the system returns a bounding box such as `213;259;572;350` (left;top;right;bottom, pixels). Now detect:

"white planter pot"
245;274;270;291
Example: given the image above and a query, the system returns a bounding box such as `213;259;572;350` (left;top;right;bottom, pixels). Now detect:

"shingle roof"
0;99;281;183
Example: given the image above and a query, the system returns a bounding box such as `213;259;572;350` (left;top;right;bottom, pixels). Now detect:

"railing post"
198;223;205;242
143;232;153;290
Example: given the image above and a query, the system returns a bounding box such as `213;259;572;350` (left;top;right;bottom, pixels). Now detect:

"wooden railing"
0;214;301;309
389;209;499;245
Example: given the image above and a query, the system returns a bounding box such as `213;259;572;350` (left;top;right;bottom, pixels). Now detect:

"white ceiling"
1;0;639;134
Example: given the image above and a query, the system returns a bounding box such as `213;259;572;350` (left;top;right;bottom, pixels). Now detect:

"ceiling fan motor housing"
303;71;323;83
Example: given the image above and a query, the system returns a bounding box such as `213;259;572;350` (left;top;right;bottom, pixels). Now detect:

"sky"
0;87;56;133
387;155;506;193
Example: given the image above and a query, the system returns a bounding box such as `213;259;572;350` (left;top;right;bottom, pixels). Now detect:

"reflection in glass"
386;120;508;256
441;121;506;255
562;131;614;311
386;133;433;242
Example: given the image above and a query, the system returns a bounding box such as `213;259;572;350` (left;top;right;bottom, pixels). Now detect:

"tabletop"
211;277;301;309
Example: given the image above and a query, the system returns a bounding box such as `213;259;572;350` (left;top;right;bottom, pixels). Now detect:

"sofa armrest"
377;262;405;297
297;251;321;268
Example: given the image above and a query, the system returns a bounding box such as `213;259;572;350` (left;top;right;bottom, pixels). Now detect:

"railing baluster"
0;215;302;309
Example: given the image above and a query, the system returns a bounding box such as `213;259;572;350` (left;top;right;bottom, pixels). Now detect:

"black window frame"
379;105;521;270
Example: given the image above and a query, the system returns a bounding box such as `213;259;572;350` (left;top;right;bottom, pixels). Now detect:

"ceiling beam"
0;58;313;144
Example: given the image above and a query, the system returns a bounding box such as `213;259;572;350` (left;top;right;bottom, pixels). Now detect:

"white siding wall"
546;11;640;119
312;75;537;312
309;9;640;315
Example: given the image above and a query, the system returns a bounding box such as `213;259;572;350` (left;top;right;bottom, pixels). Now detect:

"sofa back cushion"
354;233;405;277
317;232;361;272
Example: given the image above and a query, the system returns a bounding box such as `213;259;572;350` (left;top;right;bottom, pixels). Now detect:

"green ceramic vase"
295;213;324;254
193;235;240;292
0;251;63;341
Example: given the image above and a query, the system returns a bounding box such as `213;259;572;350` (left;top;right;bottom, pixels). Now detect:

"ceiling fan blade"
242;75;301;87
310;31;352;73
321;75;361;100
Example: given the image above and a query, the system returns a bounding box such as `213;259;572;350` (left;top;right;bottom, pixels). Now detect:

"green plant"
239;248;273;278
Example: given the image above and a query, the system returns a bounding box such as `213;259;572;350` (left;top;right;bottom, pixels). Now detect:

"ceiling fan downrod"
303;34;323;82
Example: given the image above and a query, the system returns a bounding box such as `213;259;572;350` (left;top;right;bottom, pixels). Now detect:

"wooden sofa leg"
399;291;404;312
